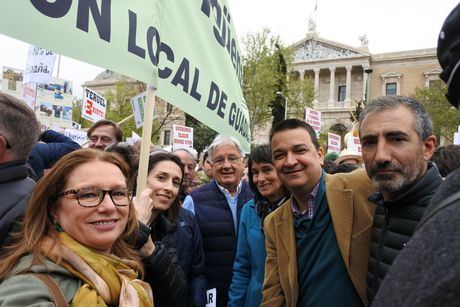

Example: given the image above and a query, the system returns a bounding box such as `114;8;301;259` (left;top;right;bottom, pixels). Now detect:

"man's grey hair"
0;92;40;160
208;135;245;159
359;95;433;141
172;148;197;161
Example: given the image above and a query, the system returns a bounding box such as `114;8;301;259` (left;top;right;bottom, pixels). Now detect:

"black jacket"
0;161;35;249
372;168;460;306
139;213;187;307
367;162;443;303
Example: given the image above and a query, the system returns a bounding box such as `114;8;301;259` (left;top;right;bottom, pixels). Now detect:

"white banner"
64;128;87;146
305;108;321;133
172;124;193;150
23;45;56;84
82;88;106;123
327;132;341;154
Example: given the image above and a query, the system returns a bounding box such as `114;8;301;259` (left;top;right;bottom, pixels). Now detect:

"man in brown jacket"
261;119;375;307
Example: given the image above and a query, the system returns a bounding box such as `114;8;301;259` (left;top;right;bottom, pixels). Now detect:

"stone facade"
82;70;185;146
289;33;441;133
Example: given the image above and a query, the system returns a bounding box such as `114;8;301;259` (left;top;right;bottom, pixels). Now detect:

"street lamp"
276;91;288;119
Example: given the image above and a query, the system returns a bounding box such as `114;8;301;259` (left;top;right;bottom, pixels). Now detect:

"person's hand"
133;188;154;225
139;236;156;257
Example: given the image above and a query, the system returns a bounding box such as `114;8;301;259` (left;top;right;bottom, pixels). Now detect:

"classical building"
289;32;441;133
82;70;185;146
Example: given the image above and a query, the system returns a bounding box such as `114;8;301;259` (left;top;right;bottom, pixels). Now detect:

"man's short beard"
371;169;421;194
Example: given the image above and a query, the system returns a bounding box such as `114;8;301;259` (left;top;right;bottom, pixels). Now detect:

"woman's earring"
54;221;64;232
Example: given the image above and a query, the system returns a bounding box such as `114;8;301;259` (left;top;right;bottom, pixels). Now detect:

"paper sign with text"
206;288;216;307
22;82;37;109
347;136;362;155
172;124;193;150
327;132;341;154
82;88;106;123
305;108;321;133
23;45;56;84
64;129;87;146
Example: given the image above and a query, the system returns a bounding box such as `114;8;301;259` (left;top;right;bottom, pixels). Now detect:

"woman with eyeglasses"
228;144;289;307
133;151;206;307
0;149;153;306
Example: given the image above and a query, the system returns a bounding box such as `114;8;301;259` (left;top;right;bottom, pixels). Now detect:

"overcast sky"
0;0;457;97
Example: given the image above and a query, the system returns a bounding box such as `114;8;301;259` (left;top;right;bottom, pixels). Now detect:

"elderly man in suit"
261;119;376;307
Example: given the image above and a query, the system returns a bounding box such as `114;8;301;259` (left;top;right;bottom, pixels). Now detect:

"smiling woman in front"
0;149;153;307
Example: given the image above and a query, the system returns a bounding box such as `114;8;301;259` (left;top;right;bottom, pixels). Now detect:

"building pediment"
424;68;442;76
292;35;370;63
381;72;402;79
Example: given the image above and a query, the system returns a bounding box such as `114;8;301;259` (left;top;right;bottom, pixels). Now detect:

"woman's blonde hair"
0;149;141;279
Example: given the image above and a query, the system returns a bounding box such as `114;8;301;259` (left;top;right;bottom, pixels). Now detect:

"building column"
299;70;304;81
313;68;320;104
345;65;352;103
328;66;336;103
362;65;369;100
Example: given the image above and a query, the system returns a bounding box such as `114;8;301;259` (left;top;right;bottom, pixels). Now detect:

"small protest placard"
327;132;341;153
206;288;216;307
305;108;321;133
82;88;106;123
172;124;193;150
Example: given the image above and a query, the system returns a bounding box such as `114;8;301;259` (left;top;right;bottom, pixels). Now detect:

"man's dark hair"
431;144;460;177
358;95;433;141
269;118;320;149
87;119;123;142
0;93;40;160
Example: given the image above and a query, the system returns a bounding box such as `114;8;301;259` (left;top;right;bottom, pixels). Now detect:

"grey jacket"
0;254;80;306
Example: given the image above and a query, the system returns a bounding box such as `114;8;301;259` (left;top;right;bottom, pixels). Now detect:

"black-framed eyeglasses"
58;187;132;207
0;133;11;149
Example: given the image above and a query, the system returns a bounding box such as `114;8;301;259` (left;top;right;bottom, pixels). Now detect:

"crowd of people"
0;4;459;307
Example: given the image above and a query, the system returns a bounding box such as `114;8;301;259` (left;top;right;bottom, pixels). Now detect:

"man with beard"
358;95;443;303
370;5;460;306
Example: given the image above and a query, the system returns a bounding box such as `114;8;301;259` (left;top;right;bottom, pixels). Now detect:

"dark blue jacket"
27;130;80;180
174;207;207;307
189;180;253;307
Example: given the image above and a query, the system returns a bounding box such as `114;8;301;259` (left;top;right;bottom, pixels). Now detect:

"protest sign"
305;108;321;133
0;1;250;151
327;132;341;154
172;124;193;150
454;126;460;145
347;136;362;155
64;128;87;146
131;91;156;129
22;82;37;109
82;88;106;123
23;45;56;84
206;288;216;307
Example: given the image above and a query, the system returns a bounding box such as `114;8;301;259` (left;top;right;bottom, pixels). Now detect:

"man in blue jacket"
183;135;253;307
27;129;80;180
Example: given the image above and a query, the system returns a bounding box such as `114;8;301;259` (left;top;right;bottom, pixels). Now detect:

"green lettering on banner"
0;0;250;152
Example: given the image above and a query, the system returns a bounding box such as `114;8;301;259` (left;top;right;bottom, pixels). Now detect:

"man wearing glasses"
183;135;253;307
0;92;40;250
